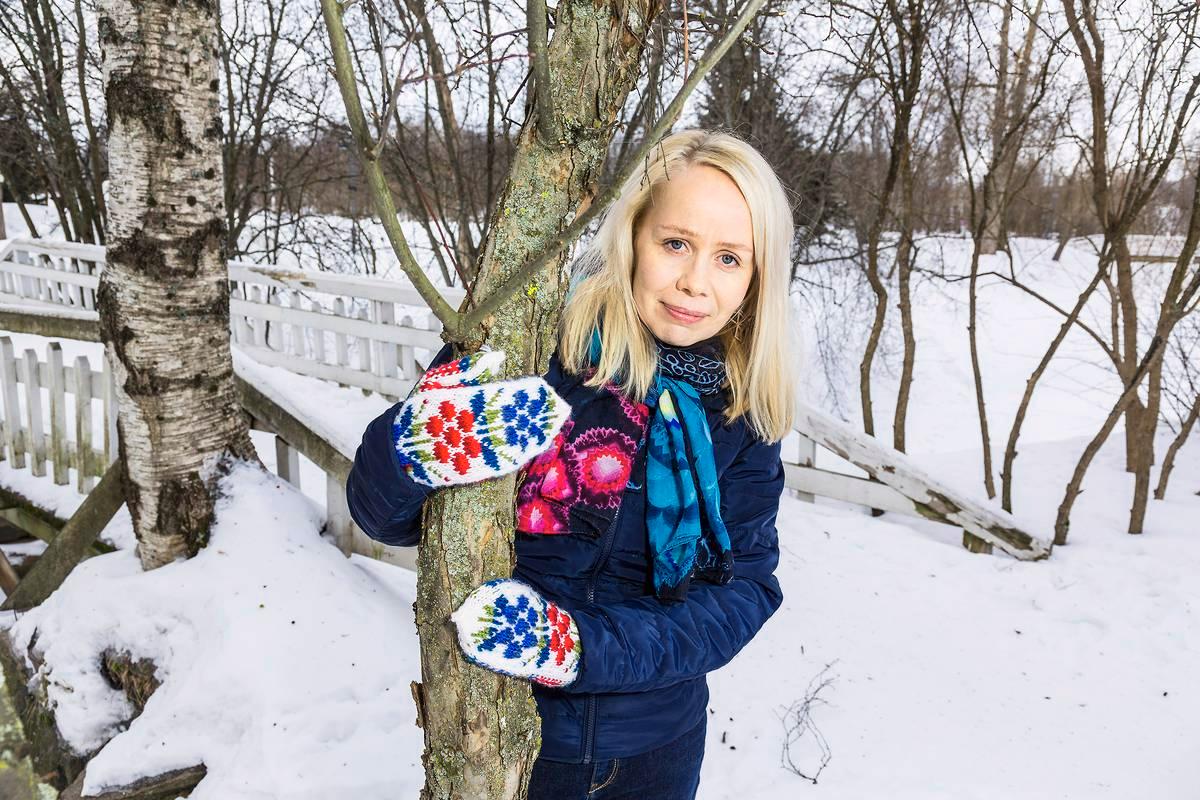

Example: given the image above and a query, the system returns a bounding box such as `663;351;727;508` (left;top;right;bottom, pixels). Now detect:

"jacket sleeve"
344;343;453;547
564;432;786;694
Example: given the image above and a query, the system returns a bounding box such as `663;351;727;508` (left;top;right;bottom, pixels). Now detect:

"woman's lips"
662;302;707;324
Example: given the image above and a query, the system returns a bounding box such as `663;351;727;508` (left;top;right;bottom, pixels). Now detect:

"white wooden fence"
0;337;117;494
0;236;1053;562
0;238;466;399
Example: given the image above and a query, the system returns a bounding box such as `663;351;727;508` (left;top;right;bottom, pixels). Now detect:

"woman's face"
631;165;755;347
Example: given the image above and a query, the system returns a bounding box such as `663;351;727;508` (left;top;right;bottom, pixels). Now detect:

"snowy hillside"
0;234;1197;798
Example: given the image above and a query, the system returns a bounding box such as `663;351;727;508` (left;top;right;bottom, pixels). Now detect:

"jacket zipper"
581;498;624;764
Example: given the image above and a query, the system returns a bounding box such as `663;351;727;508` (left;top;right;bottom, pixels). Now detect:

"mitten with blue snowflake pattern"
450;578;582;687
392;351;571;487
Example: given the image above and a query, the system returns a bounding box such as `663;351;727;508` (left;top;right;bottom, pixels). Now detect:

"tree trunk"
1127;354;1163;533
893;147;916;454
1111;237;1146;473
966;235;998;499
97;0;255;570
1154;391;1199;500
410;2;658;797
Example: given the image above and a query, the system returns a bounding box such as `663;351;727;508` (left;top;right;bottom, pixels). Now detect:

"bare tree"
1060;0;1200;536
0;0;107;242
829;0;943;447
935;0;1061;497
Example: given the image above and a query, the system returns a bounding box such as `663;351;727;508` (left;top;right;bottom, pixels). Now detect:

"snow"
0;233;1197;798
703;430;1200;799
2;463;424;799
233;350;394;461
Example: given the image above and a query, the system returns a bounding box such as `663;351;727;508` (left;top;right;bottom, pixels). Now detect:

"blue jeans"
526;715;707;800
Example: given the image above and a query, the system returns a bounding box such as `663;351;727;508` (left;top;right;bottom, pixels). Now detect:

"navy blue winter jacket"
346;346;785;763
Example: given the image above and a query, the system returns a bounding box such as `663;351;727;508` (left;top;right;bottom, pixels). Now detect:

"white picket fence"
0;337;118;494
0;237;466;399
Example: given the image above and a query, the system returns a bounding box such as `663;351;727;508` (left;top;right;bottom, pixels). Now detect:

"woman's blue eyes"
663;239;740;267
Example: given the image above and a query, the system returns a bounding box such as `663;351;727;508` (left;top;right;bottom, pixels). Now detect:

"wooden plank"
355;305;373;373
286;291;306;358
234;343;414;399
326;471;355;556
74;355;95;492
232;291;252;344
963;530;994;554
793;433;817;503
227;261;465;307
233;375;353;478
310;298;327;365
2;465;123;611
0;337;24;468
230;297;443;349
0;548;19;595
792;400;1052;559
350;526;416;572
0;256;99;290
60;764;207;800
0;507;61;545
5;236;106;261
66;257;85;307
20;349;45;477
333;298;349;370
275;435;299;488
47;342;68;485
375;300;398;379
266;289;282;350
0;307;101;341
250;285;267;348
102;354;119;465
399;315;417;379
784;463;918;516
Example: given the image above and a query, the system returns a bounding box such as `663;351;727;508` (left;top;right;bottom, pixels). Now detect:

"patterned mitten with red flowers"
392;350;570;487
451;578;581;687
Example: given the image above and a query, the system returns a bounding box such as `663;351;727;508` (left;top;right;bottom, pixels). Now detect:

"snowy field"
0;229;1196;799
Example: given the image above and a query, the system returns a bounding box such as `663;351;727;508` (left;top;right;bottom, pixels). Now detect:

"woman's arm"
564;434;786;695
345;399;434;547
344;344;454;547
346;344;571;547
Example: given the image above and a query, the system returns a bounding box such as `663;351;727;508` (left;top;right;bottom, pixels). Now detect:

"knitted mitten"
393;351;570;487
451;578;581;687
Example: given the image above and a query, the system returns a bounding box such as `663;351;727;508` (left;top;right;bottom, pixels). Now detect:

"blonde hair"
560;128;797;443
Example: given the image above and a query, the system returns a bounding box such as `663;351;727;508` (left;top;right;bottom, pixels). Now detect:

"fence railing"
0;238;466;399
0;237;1053;563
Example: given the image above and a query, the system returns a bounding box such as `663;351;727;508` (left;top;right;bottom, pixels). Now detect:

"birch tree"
97;0;256;568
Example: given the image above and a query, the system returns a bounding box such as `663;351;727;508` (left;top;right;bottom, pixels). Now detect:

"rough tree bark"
96;0;256;569
410;4;661;797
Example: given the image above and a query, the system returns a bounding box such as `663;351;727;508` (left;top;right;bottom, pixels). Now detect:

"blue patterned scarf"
589;330;734;601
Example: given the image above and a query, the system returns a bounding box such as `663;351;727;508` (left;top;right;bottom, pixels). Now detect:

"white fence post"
0;337;24;469
47;342;69;485
74;355;95;493
21;348;46;477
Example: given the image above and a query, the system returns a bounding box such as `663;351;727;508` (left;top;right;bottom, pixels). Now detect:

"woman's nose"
676;259;709;297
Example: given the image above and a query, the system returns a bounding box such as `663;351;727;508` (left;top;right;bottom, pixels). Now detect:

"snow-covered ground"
0;233;1196;798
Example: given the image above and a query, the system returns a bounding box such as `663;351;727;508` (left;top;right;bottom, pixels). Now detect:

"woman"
347;128;796;799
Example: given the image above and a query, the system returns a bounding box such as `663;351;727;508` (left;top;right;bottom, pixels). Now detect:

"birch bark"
97;0;255;569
